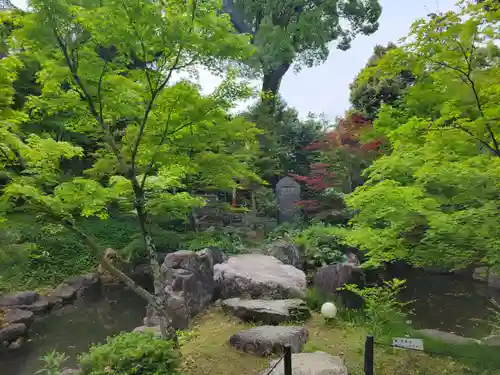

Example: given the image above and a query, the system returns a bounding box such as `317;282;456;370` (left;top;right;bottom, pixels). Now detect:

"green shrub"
0;213;138;293
487;298;500;335
342;278;410;337
295;223;347;268
78;332;180;375
181;230;244;254
36;350;70;375
304;287;329;311
120;224;184;263
266;222;302;242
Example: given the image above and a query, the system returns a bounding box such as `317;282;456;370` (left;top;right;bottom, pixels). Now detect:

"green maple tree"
344;0;500;270
0;0;261;342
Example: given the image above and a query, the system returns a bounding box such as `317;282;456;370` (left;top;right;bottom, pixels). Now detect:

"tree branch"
97;60;108;123
444;123;500;157
139;96;180;190
51;24;128;174
130;47;184;174
64;220;156;306
454;37;499;153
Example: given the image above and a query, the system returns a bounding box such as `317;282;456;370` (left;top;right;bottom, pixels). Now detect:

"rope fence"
264;345;292;375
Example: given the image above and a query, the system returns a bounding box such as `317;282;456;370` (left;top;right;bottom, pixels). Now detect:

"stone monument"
276;176;301;223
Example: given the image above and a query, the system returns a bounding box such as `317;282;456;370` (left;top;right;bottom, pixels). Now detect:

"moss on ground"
180;308;500;375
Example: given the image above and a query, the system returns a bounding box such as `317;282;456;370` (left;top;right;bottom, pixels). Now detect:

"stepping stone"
260;352;348;375
416;329;481;345
482;335;500;346
229;326;308;357
222;298;310;325
214;254;307;299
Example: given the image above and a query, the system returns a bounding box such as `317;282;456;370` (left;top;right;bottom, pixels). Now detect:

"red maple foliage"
291;113;381;213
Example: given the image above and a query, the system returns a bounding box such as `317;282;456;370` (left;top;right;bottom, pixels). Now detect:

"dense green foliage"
0;214;140;293
344;0;500;269
242;99;324;180
295;223;347;268
78;331;180;375
349;43;415;120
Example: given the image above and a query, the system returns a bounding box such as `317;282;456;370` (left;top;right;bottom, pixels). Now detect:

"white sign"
392;338;424;351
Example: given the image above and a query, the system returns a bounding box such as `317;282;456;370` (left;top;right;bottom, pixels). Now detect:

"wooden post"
284;344;292;375
364;336;374;375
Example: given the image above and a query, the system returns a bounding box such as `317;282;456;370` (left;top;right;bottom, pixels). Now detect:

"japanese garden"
0;0;500;374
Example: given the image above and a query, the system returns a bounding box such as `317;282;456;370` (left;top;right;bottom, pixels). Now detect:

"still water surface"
0;285;146;375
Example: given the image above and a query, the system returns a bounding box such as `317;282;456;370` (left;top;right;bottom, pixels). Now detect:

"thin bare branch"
130;47;183;174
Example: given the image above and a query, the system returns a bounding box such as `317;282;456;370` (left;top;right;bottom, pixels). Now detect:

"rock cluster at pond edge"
0;272;101;351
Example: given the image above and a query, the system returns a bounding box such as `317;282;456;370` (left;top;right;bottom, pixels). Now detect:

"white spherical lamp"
320;302;337;319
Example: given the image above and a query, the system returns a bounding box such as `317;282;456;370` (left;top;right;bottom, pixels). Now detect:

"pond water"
1;271;499;375
0;284;147;375
400;270;500;337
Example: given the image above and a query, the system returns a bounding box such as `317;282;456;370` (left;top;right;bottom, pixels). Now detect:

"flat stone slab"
229;325;308;357
4;308;34;327
222;298;310;325
14;296;54;314
416;329;481;345
261;352;348;375
214;254;307;300
482;335;500;346
0;291;38;307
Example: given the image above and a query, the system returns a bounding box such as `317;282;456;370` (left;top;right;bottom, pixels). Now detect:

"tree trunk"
131;179;179;348
262;62;291;99
66;222;156;305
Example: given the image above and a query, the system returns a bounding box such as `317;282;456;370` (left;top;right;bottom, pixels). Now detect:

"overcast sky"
11;0;459;119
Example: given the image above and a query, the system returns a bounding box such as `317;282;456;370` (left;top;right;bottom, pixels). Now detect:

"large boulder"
0;323;27;343
229;326;308;357
222;298;310;325
150;248;224;329
313;262;361;297
0;291;38;308
3;308;34;327
214;254;307;299
260;352;348;375
264;240;302;268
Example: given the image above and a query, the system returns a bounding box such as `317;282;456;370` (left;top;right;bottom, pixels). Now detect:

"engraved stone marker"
276;176;301;223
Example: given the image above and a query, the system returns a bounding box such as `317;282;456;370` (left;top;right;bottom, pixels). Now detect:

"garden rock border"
0;272;101;351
